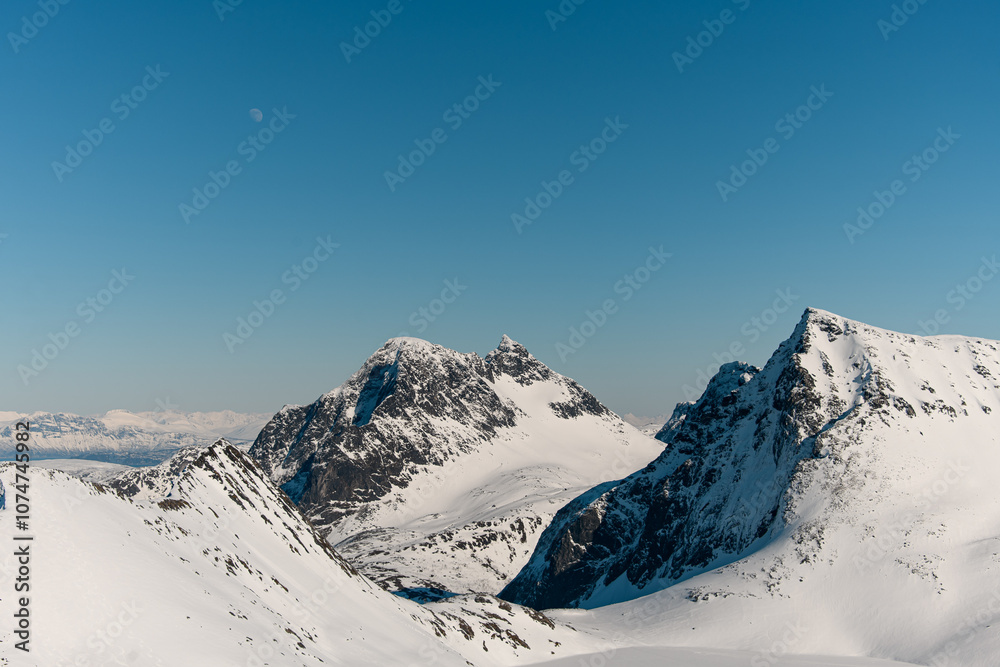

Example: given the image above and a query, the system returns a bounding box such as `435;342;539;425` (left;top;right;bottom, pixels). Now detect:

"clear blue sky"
2;0;998;418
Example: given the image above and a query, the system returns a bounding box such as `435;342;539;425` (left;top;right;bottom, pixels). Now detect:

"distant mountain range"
9;308;999;666
0;409;270;465
621;412;674;436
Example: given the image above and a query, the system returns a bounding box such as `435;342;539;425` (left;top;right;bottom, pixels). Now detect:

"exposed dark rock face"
500;308;965;610
250;338;524;529
106;443;223;499
484;335;554;386
243;334;667;596
248;335;627;549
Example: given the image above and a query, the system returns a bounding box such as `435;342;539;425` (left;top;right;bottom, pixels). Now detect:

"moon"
249;108;263;122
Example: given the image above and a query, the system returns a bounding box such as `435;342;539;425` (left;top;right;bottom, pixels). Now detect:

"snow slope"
0;442;620;666
2;310;993;666
250;336;664;596
503;308;1000;666
0;439;923;667
530;647;925;666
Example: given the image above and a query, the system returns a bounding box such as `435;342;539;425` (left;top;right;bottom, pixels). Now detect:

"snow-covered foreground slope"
0;410;268;465
251;336;663;595
503;308;1000;666
0;442;620;666
0;442;936;667
4;310;995;666
532;647;924;666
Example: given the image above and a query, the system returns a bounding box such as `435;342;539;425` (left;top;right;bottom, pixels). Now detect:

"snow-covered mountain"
249;335;664;596
501;308;1000;665
123;408;272;442
4;439;925;667
0;441;616;665
9;311;992;666
0;409;269;465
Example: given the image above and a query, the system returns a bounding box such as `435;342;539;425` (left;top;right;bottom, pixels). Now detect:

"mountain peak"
249;332;655;595
799;306;887;341
497;333;522;351
381;336;443;353
503;309;1000;610
486;335;552;385
802;306;839;321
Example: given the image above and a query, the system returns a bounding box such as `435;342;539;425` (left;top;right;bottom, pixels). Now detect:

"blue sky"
2;0;998;418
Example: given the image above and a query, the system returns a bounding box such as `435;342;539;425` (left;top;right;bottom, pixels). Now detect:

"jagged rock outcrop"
249;336;662;594
501;308;1000;609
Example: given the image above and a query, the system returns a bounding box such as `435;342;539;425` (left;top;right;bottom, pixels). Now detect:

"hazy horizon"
4;1;997;417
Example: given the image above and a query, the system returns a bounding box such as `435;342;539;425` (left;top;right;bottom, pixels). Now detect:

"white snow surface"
515;308;1000;667
531;647;924;666
255;336;666;595
0;443;616;666
0;311;995;666
0;440;928;667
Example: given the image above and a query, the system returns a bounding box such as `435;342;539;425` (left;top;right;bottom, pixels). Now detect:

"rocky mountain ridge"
501;308;1000;612
249;335;663;595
